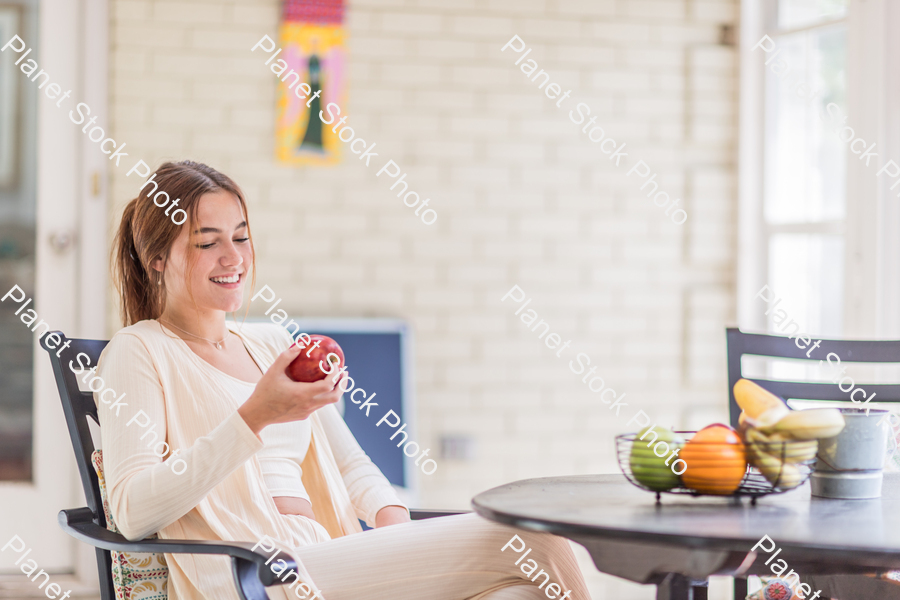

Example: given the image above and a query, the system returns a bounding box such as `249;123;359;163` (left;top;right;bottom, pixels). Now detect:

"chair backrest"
39;330;114;600
726;327;900;429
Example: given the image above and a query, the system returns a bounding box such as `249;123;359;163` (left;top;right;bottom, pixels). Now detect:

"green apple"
629;425;683;491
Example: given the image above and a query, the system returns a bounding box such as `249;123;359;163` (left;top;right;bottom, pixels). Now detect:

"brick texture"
108;1;737;596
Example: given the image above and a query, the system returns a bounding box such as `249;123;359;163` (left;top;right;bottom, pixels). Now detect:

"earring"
157;272;162;286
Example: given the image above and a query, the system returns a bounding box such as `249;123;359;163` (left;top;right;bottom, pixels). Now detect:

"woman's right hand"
238;344;348;435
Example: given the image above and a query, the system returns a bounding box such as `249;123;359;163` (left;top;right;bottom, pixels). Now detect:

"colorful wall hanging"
275;0;345;166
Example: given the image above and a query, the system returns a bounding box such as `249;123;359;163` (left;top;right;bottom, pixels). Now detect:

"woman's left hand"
375;505;410;528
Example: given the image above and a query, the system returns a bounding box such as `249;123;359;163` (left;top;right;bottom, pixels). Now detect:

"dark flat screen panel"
298;330;406;488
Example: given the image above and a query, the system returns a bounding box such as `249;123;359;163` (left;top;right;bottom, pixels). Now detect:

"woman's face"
158;190;252;315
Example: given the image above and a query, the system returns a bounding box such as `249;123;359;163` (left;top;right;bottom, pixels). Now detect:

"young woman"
97;160;590;600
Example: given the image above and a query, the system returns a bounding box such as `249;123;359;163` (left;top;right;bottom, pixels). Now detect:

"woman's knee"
492;528;574;567
445;515;577;573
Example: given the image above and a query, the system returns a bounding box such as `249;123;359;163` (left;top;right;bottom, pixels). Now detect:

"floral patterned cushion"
91;450;168;600
745;577;803;600
747;573;900;600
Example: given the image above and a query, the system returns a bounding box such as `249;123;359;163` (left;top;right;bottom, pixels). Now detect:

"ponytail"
112;199;164;325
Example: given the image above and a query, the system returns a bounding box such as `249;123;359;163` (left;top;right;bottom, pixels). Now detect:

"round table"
472;473;900;599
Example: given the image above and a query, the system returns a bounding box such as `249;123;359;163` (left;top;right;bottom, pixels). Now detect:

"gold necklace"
159;319;229;350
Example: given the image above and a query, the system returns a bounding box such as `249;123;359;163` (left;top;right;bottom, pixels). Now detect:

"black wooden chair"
725;326;900;600
726;327;900;430
41;330;462;600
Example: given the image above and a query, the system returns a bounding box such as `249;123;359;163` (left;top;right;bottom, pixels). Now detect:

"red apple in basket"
286;335;344;382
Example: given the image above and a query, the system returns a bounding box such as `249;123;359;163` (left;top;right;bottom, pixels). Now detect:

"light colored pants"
272;513;591;600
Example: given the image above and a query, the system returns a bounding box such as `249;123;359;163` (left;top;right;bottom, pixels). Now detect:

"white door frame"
0;0;108;584
73;0;110;581
737;0;767;333
842;0;883;338
843;0;900;339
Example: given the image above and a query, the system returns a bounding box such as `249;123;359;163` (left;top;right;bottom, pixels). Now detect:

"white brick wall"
108;1;737;597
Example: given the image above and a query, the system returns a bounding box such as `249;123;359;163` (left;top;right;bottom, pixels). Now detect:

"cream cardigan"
93;319;405;599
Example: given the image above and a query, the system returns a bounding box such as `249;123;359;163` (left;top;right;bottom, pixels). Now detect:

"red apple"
286;335;344;382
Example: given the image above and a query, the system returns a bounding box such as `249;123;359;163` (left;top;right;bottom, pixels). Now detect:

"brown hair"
112;160;257;326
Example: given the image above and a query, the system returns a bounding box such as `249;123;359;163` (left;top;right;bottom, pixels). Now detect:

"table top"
471;473;900;573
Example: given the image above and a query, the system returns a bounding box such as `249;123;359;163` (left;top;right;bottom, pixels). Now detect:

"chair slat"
732;329;900;362
78;392;100;424
727;328;900;430
751;379;900;403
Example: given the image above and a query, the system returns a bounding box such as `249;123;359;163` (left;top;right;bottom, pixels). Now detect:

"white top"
93;319;405;545
258;414;314;501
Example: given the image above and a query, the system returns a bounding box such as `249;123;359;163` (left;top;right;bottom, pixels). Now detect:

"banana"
745;428;784;485
745;428;776;466
746;427;818;463
772;462;804;490
733;379;790;422
738;411;752;435
779;440;818;463
745;428;805;489
756;407;790;429
762;408;846;440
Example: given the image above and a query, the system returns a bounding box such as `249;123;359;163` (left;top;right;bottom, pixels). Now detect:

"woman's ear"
149;256;165;274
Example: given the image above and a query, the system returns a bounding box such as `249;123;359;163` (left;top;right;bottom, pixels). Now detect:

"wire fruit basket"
616;431;817;504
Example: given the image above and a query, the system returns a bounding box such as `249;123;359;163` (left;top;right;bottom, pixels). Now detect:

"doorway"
0;0;108;579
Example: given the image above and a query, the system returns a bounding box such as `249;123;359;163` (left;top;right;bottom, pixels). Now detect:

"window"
740;0;849;344
763;0;848;340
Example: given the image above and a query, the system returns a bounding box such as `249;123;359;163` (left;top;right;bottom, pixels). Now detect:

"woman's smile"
210;272;243;289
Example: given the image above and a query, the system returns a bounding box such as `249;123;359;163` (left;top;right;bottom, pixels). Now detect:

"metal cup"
810;408;894;499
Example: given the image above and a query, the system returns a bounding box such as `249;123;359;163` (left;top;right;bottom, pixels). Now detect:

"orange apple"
680;423;748;495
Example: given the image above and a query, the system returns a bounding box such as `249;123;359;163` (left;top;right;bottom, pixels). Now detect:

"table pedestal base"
655;574;709;600
568;536;747;583
567;536;751;600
